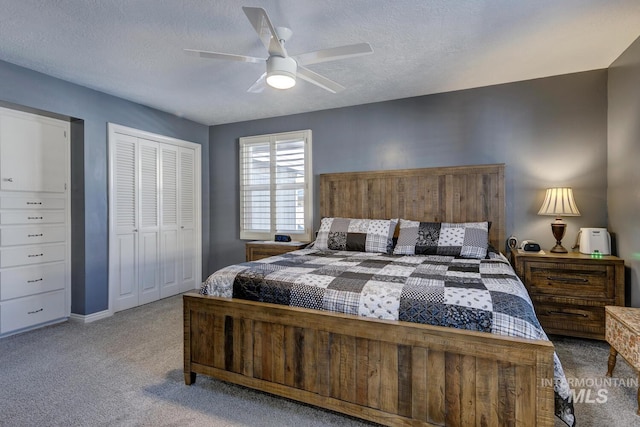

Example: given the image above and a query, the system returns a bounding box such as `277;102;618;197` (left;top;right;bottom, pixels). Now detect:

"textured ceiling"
1;0;639;126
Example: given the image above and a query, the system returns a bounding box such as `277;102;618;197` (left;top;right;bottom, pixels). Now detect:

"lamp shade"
537;187;581;217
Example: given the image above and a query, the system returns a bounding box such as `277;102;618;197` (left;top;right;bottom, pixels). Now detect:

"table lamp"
537;187;581;253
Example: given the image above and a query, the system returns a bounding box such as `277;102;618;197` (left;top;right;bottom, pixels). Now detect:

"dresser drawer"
534;301;605;339
0;211;65;225
0;244;65;268
525;261;613;299
0;262;65;300
0;289;66;333
0;196;65;210
0;225;66;246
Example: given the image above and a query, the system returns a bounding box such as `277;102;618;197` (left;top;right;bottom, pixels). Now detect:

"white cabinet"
0;107;70;336
0;110;67;193
108;124;200;313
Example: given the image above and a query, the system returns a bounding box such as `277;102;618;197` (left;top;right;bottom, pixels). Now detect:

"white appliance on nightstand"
577;228;611;255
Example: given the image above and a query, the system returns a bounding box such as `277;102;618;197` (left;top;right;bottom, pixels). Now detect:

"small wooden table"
605;305;640;415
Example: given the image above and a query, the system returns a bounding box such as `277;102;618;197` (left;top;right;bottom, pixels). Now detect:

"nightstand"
245;241;309;262
511;250;625;340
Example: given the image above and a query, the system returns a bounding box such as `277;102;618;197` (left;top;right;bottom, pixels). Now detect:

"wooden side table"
510;250;624;340
605;305;640;415
245;240;309;262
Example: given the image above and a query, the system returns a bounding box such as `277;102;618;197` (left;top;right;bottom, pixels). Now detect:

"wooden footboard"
183;293;555;426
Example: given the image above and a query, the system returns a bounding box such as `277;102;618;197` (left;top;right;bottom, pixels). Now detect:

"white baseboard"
69;309;112;324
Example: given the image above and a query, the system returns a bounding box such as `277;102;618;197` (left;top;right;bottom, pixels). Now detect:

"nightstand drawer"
526;261;612;299
535;302;605;339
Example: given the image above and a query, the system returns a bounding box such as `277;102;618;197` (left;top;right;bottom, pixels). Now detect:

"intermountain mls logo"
543;377;638;404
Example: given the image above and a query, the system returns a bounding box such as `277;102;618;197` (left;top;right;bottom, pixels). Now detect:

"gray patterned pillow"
314;217;398;254
393;219;489;259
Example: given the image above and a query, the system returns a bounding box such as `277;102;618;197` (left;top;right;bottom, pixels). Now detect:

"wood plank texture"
410;346;428;422
319;164;505;252
184;294;555;427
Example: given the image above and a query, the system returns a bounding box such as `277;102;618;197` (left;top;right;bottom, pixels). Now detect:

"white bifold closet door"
159;144;197;298
109;126;200;313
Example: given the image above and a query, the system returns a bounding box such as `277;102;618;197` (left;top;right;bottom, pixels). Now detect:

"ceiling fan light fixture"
185;7;373;93
266;56;297;89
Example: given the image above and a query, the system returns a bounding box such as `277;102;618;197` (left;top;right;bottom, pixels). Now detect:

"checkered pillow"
393;220;489;259
314;217;398;254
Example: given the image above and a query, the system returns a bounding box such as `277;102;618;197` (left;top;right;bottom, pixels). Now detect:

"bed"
184;164;575;426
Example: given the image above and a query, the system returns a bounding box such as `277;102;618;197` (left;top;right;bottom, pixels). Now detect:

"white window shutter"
239;130;312;241
240;140;271;236
275;138;305;233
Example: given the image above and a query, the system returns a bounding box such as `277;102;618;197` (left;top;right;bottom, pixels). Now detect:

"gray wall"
0;57;617;313
209;70;609;273
608;36;640;306
0;60;210;315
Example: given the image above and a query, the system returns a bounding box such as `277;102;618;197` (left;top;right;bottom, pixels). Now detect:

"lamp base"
550;243;568;253
550;220;568;253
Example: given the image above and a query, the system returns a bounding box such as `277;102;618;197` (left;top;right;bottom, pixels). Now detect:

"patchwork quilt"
200;247;575;426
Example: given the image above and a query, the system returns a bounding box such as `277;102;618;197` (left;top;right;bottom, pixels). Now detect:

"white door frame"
107;123;202;315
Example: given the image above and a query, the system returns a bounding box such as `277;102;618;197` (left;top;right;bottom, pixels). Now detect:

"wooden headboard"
319;164;505;253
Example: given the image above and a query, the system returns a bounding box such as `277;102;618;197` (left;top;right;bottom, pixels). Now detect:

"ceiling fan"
184;6;373;93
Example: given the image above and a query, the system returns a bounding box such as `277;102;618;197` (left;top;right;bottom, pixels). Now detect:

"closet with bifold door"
108;124;201;313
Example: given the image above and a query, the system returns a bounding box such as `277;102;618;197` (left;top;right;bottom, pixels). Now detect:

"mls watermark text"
541;377;638;404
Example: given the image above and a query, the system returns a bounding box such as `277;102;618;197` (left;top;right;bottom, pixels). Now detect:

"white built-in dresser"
0;106;70;337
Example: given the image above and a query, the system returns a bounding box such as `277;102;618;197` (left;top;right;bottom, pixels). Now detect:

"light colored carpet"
0;295;373;427
0;294;637;426
551;334;639;427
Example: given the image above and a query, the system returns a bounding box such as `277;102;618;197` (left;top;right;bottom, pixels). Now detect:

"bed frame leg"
185;372;196;385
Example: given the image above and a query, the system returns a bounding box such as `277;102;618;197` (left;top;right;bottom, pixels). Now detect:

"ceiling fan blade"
247;73;267;93
297;66;345;93
294;42;373;66
184;49;265;64
242;6;287;57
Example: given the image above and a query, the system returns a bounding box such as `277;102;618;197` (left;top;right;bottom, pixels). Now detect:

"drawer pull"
546;310;588;318
28;308;44;315
27;216;44;220
27;253;44;258
27;233;44;238
3;177;14;182
546;276;589;283
27;278;44;283
26;202;43;205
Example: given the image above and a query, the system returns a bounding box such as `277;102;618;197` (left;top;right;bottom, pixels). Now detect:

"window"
239;130;313;241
